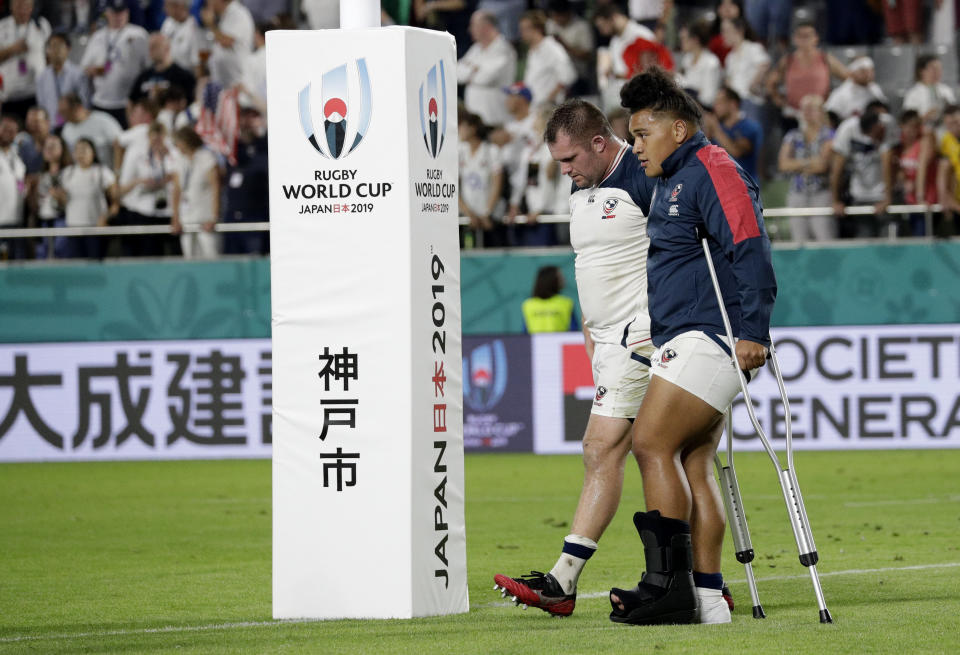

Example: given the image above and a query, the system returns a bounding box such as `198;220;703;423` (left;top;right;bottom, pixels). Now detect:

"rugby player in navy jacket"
608;67;777;626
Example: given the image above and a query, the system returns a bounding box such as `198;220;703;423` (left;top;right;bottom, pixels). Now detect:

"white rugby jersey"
459;140;503;217
569;142;655;345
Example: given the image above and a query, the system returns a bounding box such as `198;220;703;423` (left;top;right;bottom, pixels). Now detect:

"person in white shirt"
824;57;887;120
236;23;267;115
61;137;117;258
490;83;538;225
458;111;504;246
508;103;565;246
677;19;721;107
28;133;70;259
172;126;221;258
594;4;658;112
830;104;894;238
492;99;669;620
903;54;957;124
59;93;124;171
201;0;255;88
35;32;91;128
114;97;159;176
457;10;517;128
0;114;27;229
80;0;150;127
0;0;51;122
161;0;204;74
721;16;770;124
519;10;576;110
117;121;177;256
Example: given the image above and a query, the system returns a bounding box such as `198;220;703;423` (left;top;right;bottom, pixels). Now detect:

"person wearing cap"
457;10;517;129
80;0;150;128
491;82;536;162
824;56;887;120
0;0;52;124
519;9;576;110
200;0;255;88
491;82;538;231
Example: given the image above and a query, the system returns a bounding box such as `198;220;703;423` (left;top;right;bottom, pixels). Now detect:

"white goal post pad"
267;27;467;620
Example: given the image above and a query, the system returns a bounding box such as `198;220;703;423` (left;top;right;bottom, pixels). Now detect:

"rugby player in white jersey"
492;98;656;617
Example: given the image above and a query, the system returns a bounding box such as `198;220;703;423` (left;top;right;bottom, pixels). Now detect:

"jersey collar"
660;131;709;177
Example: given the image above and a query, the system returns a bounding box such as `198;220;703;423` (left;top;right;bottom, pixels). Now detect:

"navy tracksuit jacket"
645;132;777;348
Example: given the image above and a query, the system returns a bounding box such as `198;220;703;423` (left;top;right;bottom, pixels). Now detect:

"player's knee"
582;432;626;471
630;430;659;467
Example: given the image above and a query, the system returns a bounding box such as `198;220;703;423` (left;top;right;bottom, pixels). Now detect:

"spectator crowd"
0;0;269;260
1;0;959;260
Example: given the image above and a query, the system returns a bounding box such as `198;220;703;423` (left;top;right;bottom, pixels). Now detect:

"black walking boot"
609;510;699;625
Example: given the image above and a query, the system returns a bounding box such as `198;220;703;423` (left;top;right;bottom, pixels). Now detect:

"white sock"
549;534;597;595
696;587;732;624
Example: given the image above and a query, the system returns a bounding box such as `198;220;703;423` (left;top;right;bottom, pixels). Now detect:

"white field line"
3;562;959;644
843;495;960;507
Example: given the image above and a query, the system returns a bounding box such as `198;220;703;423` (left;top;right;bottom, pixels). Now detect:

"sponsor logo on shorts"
602;198;618;219
669;183;683;201
658;348;678;368
594;385;608;403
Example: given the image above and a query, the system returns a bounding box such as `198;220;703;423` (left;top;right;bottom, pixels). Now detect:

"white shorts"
590;319;654;419
649;330;759;413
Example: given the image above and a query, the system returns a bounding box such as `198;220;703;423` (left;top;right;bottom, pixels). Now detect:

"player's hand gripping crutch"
698;227;833;624
714;411;765;618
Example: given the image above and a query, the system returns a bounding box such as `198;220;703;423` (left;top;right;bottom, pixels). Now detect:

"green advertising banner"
2;243;960;343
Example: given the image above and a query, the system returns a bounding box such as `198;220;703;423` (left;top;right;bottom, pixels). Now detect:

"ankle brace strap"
644;542;692;573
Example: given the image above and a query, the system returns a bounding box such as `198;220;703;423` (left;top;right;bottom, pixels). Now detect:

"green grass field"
2;450;959;654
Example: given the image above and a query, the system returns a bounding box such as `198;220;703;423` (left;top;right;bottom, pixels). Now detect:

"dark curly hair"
620;66;702;127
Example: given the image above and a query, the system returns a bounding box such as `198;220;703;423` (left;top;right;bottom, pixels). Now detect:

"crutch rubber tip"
752;605;766;619
819;609;833;624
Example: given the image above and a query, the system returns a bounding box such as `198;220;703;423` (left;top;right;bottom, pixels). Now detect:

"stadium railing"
0;204;947;242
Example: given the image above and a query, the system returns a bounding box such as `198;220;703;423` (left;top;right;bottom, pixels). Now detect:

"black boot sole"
609;607;698;625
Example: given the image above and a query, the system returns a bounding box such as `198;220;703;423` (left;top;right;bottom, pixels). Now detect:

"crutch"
698;228;833;624
714;411;765;618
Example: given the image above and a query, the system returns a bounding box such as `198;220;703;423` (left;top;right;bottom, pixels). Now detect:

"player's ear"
673;119;688;144
591;135;605;152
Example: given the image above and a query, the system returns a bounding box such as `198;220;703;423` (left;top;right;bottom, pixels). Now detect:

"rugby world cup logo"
418;60;448;158
463;340;508;411
298;58;372;159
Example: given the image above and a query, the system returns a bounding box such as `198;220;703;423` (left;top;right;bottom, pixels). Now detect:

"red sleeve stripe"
696;145;761;244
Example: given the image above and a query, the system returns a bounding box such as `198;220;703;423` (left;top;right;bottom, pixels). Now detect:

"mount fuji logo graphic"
298;58;372;159
418;60;448;158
